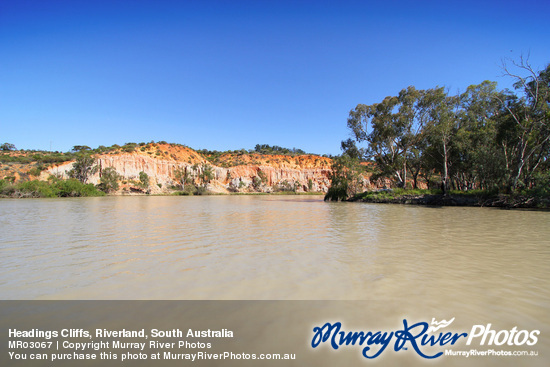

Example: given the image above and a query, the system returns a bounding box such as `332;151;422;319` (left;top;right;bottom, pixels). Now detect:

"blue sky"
1;0;549;155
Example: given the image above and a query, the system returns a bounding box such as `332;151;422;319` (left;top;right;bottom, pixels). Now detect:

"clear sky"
1;0;549;155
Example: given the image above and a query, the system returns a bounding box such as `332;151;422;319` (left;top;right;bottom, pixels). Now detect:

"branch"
501;55;539;105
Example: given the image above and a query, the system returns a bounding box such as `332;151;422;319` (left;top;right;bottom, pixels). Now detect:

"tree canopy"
68;154;98;184
330;59;550;196
1;142;16;151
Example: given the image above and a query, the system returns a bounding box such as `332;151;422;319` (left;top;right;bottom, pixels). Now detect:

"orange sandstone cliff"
42;144;336;194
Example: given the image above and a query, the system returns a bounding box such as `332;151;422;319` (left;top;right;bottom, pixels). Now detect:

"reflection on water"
1;196;549;313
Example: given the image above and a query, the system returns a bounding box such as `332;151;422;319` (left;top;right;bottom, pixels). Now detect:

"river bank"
0;178;325;198
348;190;550;209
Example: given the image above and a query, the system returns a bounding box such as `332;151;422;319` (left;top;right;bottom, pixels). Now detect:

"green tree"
453;81;505;190
340;138;363;160
420;87;459;193
1;142;16;151
98;167;121;193
338;58;550;195
252;176;262;190
258;170;267;184
199;164;214;188
174;166;192;190
496;59;550;190
324;154;363;201
138;171;149;188
71;145;91;152
68;154;98;183
278;179;292;192
347;86;425;188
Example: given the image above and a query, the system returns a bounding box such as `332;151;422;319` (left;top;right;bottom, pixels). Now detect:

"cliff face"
44;145;334;194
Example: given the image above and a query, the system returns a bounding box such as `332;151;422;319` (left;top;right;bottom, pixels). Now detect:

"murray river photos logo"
311;318;540;359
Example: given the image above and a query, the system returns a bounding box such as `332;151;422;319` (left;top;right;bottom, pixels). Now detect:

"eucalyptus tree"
496;60;550;190
98;167;121;193
174;166;192;190
419;87;459;193
340;59;549;194
1;142;16;151
454;81;505;190
347;86;425;188
68;154;98;184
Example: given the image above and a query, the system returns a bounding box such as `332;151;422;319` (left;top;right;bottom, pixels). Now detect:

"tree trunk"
403;159;408;189
442;140;449;195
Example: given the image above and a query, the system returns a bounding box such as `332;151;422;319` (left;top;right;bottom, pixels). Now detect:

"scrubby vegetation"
0;177;104;198
198;144;313;167
171;163;215;195
0;141;192;166
198;144;308;157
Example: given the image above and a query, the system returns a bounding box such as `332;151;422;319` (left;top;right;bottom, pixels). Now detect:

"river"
1;195;549;301
1;195;549;365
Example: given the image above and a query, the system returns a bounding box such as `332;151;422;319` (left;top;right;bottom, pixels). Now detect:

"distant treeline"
197;144;315;157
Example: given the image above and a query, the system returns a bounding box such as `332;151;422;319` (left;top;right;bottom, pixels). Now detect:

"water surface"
1;196;549;328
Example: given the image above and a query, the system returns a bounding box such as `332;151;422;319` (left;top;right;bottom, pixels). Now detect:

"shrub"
14;181;55;197
29;165;45;177
54;179;103;197
252;176;262;190
0;179;9;192
122;144;136;153
195;186;208;195
0;179;104;198
139;171;149;188
177;184;197;195
258;170;267;184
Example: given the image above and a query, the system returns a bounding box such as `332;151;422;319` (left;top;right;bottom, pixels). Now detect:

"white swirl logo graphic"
427;318;455;333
